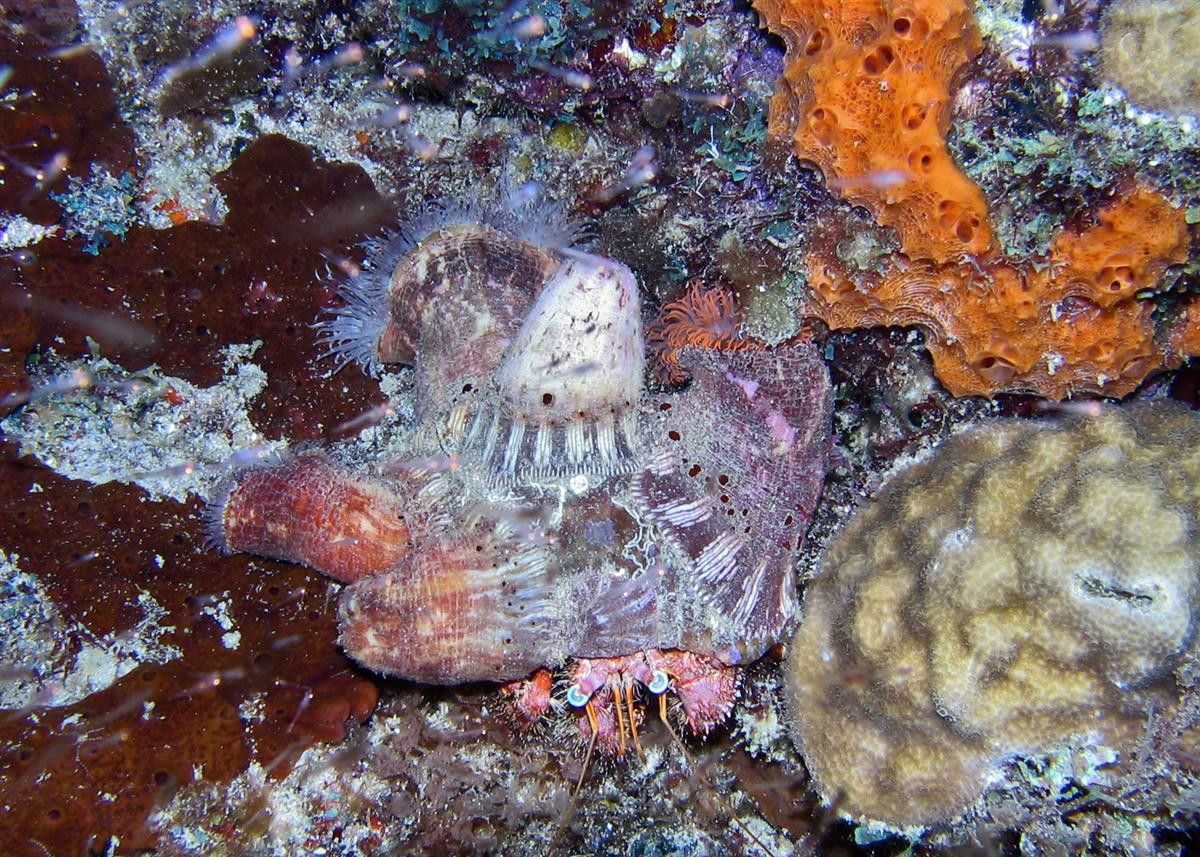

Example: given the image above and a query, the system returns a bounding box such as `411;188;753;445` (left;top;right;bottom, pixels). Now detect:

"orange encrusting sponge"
755;0;1197;398
757;0;991;263
805;188;1190;398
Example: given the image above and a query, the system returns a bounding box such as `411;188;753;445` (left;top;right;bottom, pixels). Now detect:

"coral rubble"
786;402;1200;835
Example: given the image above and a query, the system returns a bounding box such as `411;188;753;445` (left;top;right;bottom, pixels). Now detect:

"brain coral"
1101;0;1200;117
786;401;1200;831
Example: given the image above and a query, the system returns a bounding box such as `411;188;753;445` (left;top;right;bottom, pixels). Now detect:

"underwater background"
2;0;1200;854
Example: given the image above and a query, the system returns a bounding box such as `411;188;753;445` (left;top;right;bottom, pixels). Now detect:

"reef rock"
785;401;1200;832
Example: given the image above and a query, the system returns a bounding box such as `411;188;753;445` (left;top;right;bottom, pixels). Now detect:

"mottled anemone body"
211;188;833;742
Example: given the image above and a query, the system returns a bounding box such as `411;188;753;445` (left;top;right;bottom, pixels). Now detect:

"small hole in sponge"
862;45;896;75
804;28;829;55
976;354;1016;386
541;392;554;405
937;200;960;229
908;146;935;174
937;200;980;245
809;106;838;147
1098;265;1134;293
893;14;929;39
900;103;927;130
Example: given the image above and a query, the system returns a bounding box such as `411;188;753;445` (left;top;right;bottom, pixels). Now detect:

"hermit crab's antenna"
654;677;774;856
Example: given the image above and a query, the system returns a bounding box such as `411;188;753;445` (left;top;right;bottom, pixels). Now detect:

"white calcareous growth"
489;257;643;474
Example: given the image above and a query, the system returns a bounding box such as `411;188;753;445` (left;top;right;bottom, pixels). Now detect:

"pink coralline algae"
207;190;831;747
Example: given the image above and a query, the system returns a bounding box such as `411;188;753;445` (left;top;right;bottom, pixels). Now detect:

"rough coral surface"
1101;0;1200;117
805;186;1191;398
754;0;991;262
786;401;1200;830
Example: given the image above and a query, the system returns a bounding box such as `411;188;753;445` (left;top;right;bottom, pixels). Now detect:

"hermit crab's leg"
608;677;628;757
623;674;645;761
651;669;688;766
576;707;599;795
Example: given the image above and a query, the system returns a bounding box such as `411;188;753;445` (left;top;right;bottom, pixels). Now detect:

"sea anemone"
647;281;757;384
318;182;587;377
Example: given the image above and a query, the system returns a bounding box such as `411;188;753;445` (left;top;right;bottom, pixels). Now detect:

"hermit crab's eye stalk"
648;670;670;695
566;685;591;708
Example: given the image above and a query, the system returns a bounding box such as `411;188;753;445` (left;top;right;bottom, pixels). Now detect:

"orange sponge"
756;0;1196;399
755;0;991;263
1168;295;1200;362
806;187;1190;398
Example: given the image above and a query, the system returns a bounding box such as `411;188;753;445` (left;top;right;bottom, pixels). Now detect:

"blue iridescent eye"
648;670;670;695
566;685;590;707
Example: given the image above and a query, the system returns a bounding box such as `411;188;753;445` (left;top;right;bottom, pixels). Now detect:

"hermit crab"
205;186;831;756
